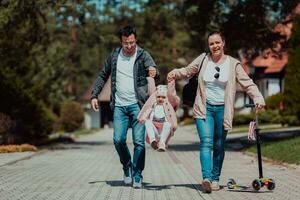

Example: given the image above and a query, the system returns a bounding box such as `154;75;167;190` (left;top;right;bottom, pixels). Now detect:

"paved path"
0;125;300;200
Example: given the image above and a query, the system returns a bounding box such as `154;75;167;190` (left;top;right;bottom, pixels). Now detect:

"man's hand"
167;71;176;83
139;119;146;124
91;98;99;111
148;66;156;78
255;103;265;114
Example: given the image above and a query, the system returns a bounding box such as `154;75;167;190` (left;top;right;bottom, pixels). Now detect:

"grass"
230;123;283;134
245;136;300;165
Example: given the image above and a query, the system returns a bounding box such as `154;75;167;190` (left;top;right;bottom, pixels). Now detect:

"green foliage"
233;112;254;125
0;69;55;143
179;0;220;54
280;115;299;126
265;93;284;110
259;109;281;124
31;0;106;106
60;101;84;132
220;0;290;56
284;15;300;121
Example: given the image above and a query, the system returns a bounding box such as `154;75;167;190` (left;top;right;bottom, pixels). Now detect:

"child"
138;80;178;151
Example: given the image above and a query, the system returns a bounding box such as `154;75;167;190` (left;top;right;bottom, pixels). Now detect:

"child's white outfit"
138;80;179;151
145;103;172;151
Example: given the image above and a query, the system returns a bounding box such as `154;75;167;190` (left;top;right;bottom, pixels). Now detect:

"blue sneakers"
133;176;142;188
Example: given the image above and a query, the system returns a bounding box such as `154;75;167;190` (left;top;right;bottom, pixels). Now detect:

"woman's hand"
255;103;265;114
167;71;176;83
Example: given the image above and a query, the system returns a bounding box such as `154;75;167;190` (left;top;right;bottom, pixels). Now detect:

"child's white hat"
156;85;167;97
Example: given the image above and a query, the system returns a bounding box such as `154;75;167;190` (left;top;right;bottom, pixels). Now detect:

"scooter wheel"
252;179;261;191
267;179;275;190
227;178;236;189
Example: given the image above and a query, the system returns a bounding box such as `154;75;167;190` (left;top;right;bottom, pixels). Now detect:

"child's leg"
145;120;159;149
159;122;172;147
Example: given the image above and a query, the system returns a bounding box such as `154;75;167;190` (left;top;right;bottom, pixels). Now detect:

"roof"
82;76;111;102
245;3;299;75
252;52;288;74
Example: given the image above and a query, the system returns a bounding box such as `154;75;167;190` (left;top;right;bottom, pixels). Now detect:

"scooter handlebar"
245;103;256;108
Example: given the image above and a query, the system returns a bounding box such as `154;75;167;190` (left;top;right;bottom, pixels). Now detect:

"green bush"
265;93;284;110
0;70;55;143
60;101;84;132
233;112;254;125
259;109;281;124
280;115;299;126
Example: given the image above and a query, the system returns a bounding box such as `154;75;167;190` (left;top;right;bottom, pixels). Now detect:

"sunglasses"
214;66;220;79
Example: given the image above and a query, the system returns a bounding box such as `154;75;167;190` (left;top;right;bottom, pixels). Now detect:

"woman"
167;31;265;193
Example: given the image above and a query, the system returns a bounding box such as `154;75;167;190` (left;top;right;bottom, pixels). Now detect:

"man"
91;25;158;188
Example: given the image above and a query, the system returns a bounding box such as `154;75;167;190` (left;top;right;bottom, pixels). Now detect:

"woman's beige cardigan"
172;53;265;130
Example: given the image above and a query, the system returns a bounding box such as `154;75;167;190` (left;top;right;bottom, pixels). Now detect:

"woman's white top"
203;56;230;105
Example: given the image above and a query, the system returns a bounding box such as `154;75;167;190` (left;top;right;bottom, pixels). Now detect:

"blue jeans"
113;103;145;179
195;104;228;182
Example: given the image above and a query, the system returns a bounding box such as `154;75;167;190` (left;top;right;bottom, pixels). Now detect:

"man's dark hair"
118;25;137;40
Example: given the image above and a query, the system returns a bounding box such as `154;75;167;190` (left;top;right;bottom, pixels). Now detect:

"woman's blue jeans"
113;103;145;179
195;104;228;182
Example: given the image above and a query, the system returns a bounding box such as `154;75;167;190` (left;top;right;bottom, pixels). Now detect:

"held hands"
139;119;146;124
91;98;99;111
148;66;156;78
167;71;176;83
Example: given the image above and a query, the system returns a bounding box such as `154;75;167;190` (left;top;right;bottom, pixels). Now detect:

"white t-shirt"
150;104;166;122
203;56;230;105
115;49;138;106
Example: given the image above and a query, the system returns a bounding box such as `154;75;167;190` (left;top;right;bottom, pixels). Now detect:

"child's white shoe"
158;142;166;152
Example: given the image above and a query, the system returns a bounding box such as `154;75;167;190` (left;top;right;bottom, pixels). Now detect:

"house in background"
82;77;113;129
252;51;287;97
235;3;300;110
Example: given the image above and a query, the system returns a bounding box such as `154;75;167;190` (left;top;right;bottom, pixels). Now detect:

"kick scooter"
227;104;275;191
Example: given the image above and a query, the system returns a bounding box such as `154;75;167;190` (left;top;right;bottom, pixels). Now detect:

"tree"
0;0;54;142
283;14;300;120
178;0;220;56
31;0;106;112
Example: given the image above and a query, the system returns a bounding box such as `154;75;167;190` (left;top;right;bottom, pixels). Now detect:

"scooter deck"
227;184;251;191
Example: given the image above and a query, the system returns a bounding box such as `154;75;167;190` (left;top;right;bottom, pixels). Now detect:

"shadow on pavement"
89;179;274;193
168;143;199;151
226;189;273;193
89;179;206;191
42;141;110;151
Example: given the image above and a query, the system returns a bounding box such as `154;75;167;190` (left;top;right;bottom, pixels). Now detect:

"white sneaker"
211;181;220;191
202;179;212;193
158;142;166;152
123;168;132;185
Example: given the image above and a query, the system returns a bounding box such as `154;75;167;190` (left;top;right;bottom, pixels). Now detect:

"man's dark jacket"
91;46;158;110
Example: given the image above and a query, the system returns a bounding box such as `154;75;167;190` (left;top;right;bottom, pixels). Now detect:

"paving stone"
0;126;299;200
